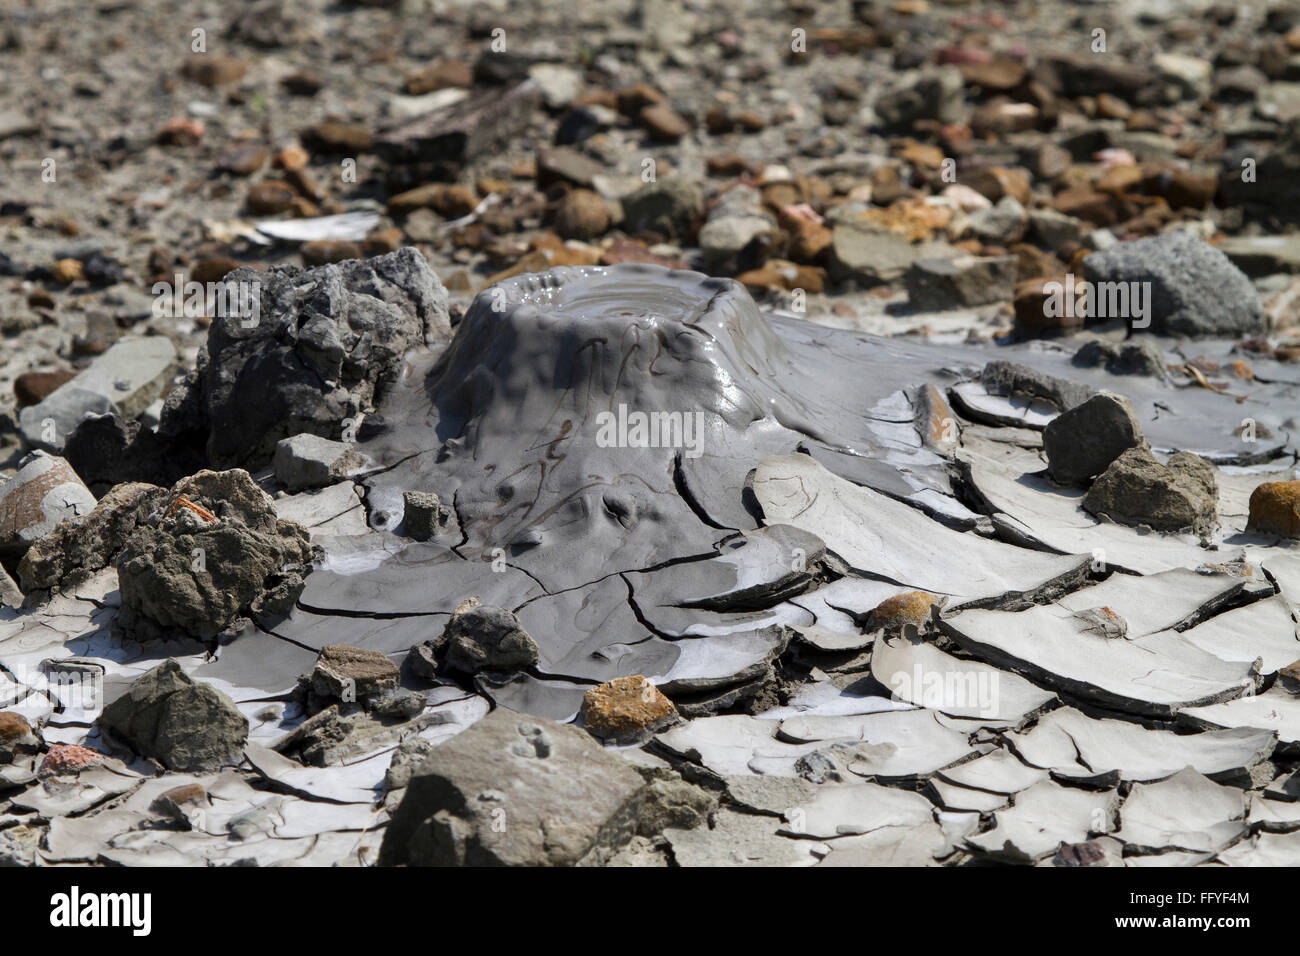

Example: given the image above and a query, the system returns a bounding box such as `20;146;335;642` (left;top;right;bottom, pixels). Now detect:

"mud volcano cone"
361;264;952;589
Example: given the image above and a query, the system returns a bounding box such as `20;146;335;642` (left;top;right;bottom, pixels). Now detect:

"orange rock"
246;180;296;215
1247;481;1300;538
38;743;104;776
580;676;679;743
968;166;1032;205
50;258;83;284
301;240;362;266
868;591;937;631
272;145;310;171
736;260;826;293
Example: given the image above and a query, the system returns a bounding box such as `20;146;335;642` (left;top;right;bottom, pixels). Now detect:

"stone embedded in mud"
1082;447;1218;537
310;644;400;703
401;490;449;540
1082;231;1265;337
0;452;97;561
867;591;937;632
1247;481;1300;538
114;469;318;641
580;676;680;744
636;768;715;837
0;711;40;763
38;743;105;776
380;708;647;866
1072;339;1169;379
979;361;1095;413
167;247;449;470
17;481;161;598
1043;392;1145;485
442;599;540;675
148;783;208;828
100;660;248;772
273;433;368;491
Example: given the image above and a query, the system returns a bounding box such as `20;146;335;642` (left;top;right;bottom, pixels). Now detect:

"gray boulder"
1082;447;1219;537
379;708;647;866
114;469;318;641
1043;392;1145;485
1082;232;1265;337
179;247;449;469
906;255;1017;310
442;599;540;675
99;660;248;771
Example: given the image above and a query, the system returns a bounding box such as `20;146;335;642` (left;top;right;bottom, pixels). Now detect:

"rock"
1247;481;1300;538
641;103;690;142
980;361;1095;412
404;59;473;95
245;180;296;214
968;167;1032;206
301;121;372;155
529;64;581;110
273;433;368;491
1071;339;1168;379
310;644;399;703
300;240;363;266
621;177;702;239
386;183;478;217
99;660;248;771
1043;392;1145;485
867;591;937;632
1014;275;1086;336
967;196;1028;244
175;247;447;470
19;336;176;452
1029;209;1086;252
14;369;76;409
553;189;611;240
17;481;161;596
874;67;963;127
442;600;539;675
1154;53;1213;100
579;676;680;744
385;736;436;790
376;81;541;172
217;143;267;176
0;452;97;561
831;222;954;286
114;469;318;641
1083;232;1265;337
50;258;83;284
379;708;647;866
0;565;21;608
535;146;605;190
148;783;208;828
905;255;1016;310
180;55;248;88
1216;236;1300;278
0;711;39;763
636;768;715;836
402;490;449;540
1083;447;1219;537
39;743;105;776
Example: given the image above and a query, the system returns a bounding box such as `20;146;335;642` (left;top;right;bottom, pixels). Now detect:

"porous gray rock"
98;660;248;771
114;469;318;641
1083;446;1219;537
310;643;400;703
1082;232;1265;337
273;433;368;491
1043;392;1145;485
442;599;540;675
17;481;161;598
379;708;647;866
402;490;450;540
176;247;449;470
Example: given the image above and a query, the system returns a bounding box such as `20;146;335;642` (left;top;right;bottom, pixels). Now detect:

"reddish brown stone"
14;369;77;408
580;676;679;743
